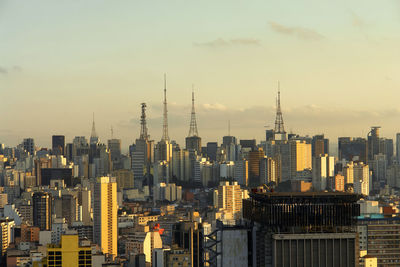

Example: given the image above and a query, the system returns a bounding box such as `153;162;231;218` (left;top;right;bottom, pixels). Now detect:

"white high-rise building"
353;163;370;195
312;154;334;191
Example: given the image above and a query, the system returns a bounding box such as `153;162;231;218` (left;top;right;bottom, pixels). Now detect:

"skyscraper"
185;89;201;155
90;113;99;145
32;192;52;230
156;75;173;162
93;176;117;258
23;138;35;155
52;135;65;156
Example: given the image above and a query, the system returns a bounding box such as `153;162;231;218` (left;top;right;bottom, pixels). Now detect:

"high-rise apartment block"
93;176;117;258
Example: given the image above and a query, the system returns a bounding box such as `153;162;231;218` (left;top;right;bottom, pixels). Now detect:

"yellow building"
214;181;245;219
47;235;91;267
93;176;118;258
289;140;312;179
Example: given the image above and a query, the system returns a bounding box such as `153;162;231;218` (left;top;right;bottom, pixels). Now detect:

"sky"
1;0;400;151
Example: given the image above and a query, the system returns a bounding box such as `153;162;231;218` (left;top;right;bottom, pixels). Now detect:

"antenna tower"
188;85;199;137
161;74;169;141
274;82;286;134
140;103;149;140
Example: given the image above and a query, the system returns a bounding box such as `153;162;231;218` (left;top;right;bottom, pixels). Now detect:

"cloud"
0;67;7;74
12;66;22;72
268;21;325;40
351;12;367;29
201;103;227;111
194;38;261;47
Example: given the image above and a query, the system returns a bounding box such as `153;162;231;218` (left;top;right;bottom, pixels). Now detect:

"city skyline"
1;0;400;147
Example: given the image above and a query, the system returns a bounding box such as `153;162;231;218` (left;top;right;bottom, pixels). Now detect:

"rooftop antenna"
161;74;169;141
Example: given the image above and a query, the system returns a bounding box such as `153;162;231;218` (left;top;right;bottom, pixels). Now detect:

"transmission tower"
188;86;199;137
161;74;169;141
139;103;149;140
274;82;286;134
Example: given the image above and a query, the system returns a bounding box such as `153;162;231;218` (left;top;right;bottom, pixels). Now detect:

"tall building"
260;157;277;185
312;134;329;157
368;126;381;161
248;149;265;186
214;181;244;220
312;154;334;191
22;138;35;155
93;176;117;258
131;103;154;188
396;133;400;163
90;113;99;145
353;162;370;196
206;142;218;162
186;90;201;155
32;192;52;230
52;135;65;156
172;221;204;267
289;140;312;179
339;137;368;163
107;138;121;165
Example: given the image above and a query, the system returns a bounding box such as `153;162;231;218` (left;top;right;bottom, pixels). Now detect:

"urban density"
1;2;399;267
0;82;400;267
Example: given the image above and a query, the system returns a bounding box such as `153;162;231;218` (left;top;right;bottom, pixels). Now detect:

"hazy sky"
1;1;400;150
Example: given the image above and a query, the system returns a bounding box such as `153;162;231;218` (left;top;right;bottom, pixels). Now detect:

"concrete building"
290;140;312;180
125;230;163;265
33;192;52;231
113;169;134;190
52;135;65;156
214;181;245;220
93;176;117;258
312;154;334;191
353;162;370;196
234;159;248;186
358;216;400;266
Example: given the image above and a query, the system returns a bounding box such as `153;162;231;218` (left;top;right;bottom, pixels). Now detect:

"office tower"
214;181;244;219
370;153;387;191
113;169;134;190
353;162;370;195
52;135;65;156
240;139;257;151
265;129;274;142
243;192;360;267
382;138;394;164
248;149;265;186
234;159;249;186
206;142;218;162
289;140;312;179
153;161;169;185
368;126;381;160
90;113;99;145
72;136;90;157
22;138;35;155
312;134;329;157
273;83;287;141
54;194;78;227
186;89;201;155
46;234;92;267
93;176;117;258
338;137;368;163
132;104;154;188
396;133;400;163
260;157;277;185
32;192;52;230
107;138;121;166
80;188;92;226
312;154;334;191
172;147;191;182
223;136;237;147
173;221;204;267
